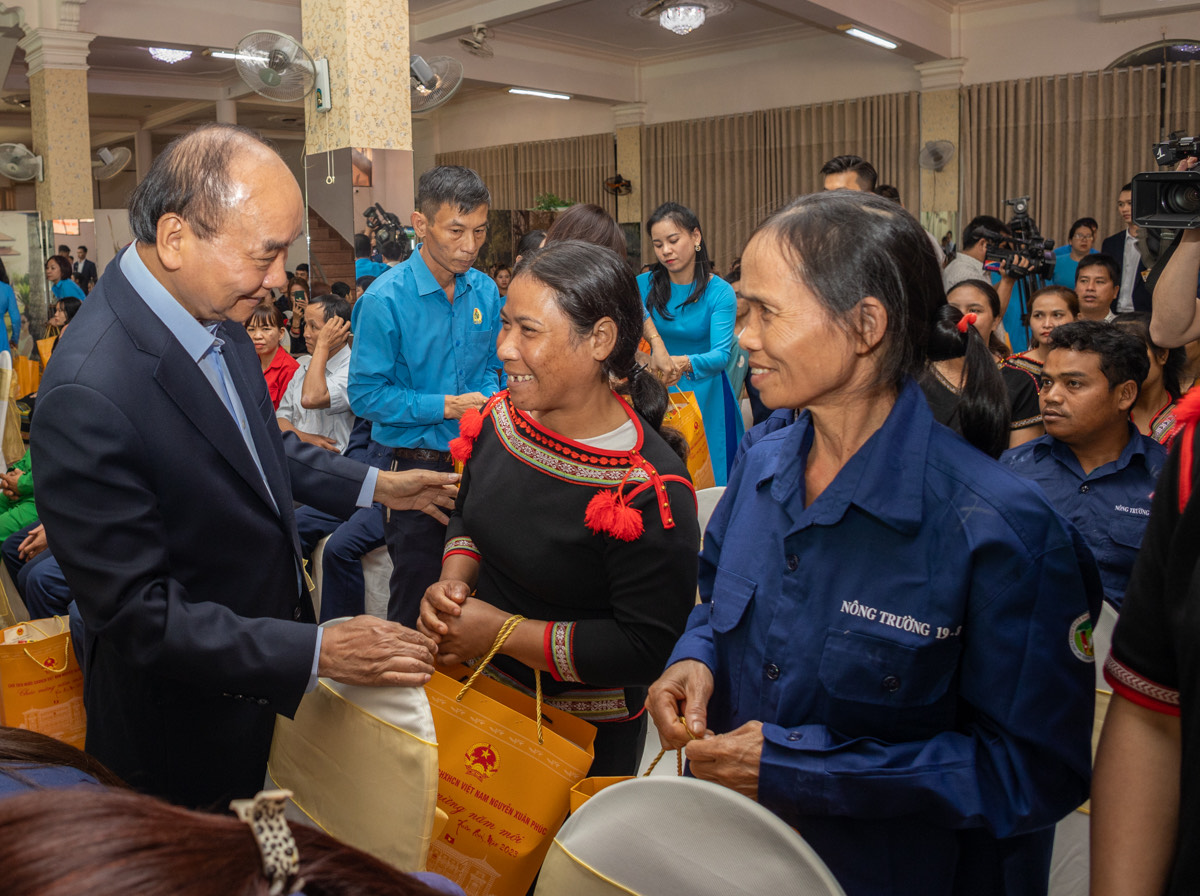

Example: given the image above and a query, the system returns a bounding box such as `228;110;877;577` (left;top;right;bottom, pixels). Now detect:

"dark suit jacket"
31;251;367;808
1101;230;1152;312
72;258;97;283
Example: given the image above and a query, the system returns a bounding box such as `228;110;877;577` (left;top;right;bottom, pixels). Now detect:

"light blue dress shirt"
348;246;503;450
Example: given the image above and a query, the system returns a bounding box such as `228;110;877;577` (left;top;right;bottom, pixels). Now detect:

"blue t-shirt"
52;279;86;301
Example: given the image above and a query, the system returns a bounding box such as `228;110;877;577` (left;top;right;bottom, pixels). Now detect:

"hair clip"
230;789;305;896
956;312;978;333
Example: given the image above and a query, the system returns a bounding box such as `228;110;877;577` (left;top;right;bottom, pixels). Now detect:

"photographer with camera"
944;215;1036;348
1133;144;1200;349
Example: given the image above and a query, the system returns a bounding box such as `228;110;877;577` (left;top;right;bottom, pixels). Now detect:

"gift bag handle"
455;614;545;745
13;616;73;675
643;747;684;777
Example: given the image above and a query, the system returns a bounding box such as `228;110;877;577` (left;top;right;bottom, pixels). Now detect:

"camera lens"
1163;182;1200;215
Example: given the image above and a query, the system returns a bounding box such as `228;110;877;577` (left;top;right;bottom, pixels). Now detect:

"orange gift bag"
425;615;596;896
0;617;85;749
665;389;715;489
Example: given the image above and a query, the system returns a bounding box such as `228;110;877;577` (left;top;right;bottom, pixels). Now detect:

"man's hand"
373;469;459;523
296;431;339;452
317;614;436;686
999;254;1034;280
685;720;764;800
315;315;351;356
647;659;715;750
418;579;471;640
0;470;19;499
444;392;487;421
18;524;46;560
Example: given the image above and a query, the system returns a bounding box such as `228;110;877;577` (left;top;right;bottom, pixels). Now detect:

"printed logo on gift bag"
465;742;500;781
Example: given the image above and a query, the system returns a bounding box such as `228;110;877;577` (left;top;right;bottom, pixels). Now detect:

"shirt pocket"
709;567;756;711
1107;516;1146;552
817;629;960;742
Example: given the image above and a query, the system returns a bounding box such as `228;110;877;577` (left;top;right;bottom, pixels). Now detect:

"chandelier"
148;47;193;64
660;5;706;35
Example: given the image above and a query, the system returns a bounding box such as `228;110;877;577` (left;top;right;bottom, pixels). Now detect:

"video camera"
978;196;1056;279
1132;134;1200;230
362;203;406;248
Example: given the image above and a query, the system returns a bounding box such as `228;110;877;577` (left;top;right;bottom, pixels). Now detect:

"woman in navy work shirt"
648;191;1096;896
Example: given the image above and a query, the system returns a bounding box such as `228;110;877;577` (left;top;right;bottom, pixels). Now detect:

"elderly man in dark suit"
31;123;459;809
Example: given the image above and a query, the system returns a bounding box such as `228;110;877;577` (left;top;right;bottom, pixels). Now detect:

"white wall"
426;91;618;155
958;0;1200;84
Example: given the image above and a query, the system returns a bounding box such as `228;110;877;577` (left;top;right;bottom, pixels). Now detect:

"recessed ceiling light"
148;47;193;64
508;88;570;100
842;27;898;50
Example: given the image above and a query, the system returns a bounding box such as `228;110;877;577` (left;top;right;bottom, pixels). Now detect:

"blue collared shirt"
355;257;389;280
348;246;503;450
1001;428;1165;609
668;379;1094;896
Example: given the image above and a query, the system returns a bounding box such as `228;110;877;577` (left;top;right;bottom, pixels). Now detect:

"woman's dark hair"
947;279;1009;359
1113;311;1186;400
1029;285;1080;319
0;257;10;285
514;240;685;460
1068;217;1098;240
57;297;82;325
752;190;944;393
0;726;125;789
46;255;71;282
246;302;285;331
0;788;446;896
546;204;628;260
515;229;545;260
644;202;712;320
928;304;1010;458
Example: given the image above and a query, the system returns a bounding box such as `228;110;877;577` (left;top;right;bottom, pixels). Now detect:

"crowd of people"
3;119;1200;896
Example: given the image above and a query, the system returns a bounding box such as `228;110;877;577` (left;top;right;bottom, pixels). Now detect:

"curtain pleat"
436;133;615;214
960;67;1162;244
1164;61;1200;138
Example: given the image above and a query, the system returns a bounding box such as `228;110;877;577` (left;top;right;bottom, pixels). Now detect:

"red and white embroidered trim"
1105;654;1180;713
549;621;581;683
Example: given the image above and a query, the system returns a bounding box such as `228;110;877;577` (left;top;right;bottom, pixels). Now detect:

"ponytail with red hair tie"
956;312;978;333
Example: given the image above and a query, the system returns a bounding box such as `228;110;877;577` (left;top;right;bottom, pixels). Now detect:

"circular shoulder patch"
1069;612;1094;663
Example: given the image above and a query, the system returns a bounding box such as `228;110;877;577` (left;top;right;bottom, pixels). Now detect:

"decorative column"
19;28;96;220
613;103;645;227
914;58;966;245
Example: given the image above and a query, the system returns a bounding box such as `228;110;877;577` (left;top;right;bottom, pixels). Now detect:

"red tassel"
584;489;644;541
449;434;473;464
459;407;484;440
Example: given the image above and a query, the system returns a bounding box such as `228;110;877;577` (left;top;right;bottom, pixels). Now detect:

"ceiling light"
660;4;705;35
508;88;571;100
148;47;193;64
843;27;898;50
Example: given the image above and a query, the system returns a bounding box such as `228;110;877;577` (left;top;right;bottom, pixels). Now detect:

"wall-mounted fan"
0;143;42;182
918;140;956;172
458;25;493;59
92;146;131;181
604;174;633;195
233;30;316;103
410;55;464;113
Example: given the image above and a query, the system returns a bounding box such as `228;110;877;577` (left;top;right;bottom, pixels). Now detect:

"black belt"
392;447;452;463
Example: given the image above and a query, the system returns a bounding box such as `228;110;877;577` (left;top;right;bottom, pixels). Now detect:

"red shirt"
262;345;299;410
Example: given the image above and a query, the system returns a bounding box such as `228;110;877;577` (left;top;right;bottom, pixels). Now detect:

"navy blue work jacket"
668;379;1095;896
1001;428;1165;609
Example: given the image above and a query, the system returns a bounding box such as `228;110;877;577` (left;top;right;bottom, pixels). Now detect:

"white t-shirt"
276;346;354;452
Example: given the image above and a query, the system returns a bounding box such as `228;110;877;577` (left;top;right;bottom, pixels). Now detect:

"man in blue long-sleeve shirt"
348;166;503;625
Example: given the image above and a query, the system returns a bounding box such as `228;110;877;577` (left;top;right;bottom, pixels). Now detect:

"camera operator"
1147;153;1200;349
944;215;1034;341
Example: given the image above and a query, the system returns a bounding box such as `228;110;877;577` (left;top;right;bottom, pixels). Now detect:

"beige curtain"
1164;61;1200;138
436;133;615;213
639;112;764;272
960;67;1161;245
762;92;920;214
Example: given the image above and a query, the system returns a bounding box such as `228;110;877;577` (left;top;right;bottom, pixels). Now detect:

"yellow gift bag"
0;617;85;749
425;616;596;896
665;389;715;489
569;747;682;813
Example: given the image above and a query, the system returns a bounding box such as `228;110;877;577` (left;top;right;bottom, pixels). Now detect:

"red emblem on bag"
464;742;500;781
43;657;56;668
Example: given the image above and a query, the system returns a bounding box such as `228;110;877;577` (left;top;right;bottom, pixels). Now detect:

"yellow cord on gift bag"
455;614;546;744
